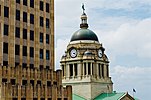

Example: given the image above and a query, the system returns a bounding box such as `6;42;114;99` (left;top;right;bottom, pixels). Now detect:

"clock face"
70;48;77;58
98;49;103;58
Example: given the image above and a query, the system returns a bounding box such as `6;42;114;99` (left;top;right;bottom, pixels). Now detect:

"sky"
54;0;151;100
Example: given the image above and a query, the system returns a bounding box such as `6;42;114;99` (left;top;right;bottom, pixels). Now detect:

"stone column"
7;66;10;83
96;63;99;78
45;85;47;100
0;67;2;83
83;63;85;76
64;64;66;78
86;63;88;75
104;64;107;78
0;1;3;65
93;62;97;77
18;84;21;100
27;67;30;84
37;84;40;100
91;62;93;75
8;0;15;67
1;83;6;100
66;64;70;79
78;63;82;79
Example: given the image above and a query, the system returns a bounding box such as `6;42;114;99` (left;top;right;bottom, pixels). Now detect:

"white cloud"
100;18;151;58
111;65;151;100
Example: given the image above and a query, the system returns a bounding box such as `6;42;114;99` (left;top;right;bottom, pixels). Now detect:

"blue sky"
55;0;151;100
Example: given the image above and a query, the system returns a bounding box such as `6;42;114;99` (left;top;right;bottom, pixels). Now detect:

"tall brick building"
0;0;72;100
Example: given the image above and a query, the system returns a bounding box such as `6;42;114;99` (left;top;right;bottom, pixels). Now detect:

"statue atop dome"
82;3;85;14
80;4;89;28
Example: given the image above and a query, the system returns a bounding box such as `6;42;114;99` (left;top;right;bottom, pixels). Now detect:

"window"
0;5;1;16
30;30;34;41
16;0;20;3
46;34;49;44
40;49;43;59
40;17;43;26
23;0;27;6
84;63;86;75
62;65;64;76
15;45;20;55
23;12;27;22
74;64;77;76
40;1;43;11
69;64;73;76
3;42;8;53
46;3;49;12
40;33;43;43
11;79;16;85
30;14;34;24
107;65;109;77
3;61;8;66
46;66;49;69
30;47;34;57
22;63;27;68
23;29;27;39
30;64;34;69
15;27;20;38
15;62;19;67
23;46;27;56
4;6;9;17
40;65;43;70
4;24;9;35
16;10;20;20
30;0;34;8
46;18;49;28
46;50;49;60
101;64;104;77
47;81;51;86
88;62;91;75
30;80;34;86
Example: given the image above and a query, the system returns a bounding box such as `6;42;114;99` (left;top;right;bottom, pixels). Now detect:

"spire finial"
82;3;85;14
80;3;88;28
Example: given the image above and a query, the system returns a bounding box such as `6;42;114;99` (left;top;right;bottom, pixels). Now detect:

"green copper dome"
70;28;99;42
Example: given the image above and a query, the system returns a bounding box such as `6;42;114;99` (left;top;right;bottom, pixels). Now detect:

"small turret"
80;4;88;28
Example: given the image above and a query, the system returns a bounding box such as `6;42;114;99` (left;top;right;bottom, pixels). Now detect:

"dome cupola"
70;4;99;42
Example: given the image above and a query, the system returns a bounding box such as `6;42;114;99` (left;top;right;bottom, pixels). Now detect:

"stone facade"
0;65;72;100
0;0;72;100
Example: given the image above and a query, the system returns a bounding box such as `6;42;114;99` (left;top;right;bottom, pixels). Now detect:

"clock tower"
60;7;113;100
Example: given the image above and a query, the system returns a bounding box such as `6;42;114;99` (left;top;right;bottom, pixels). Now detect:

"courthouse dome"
70;28;98;42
